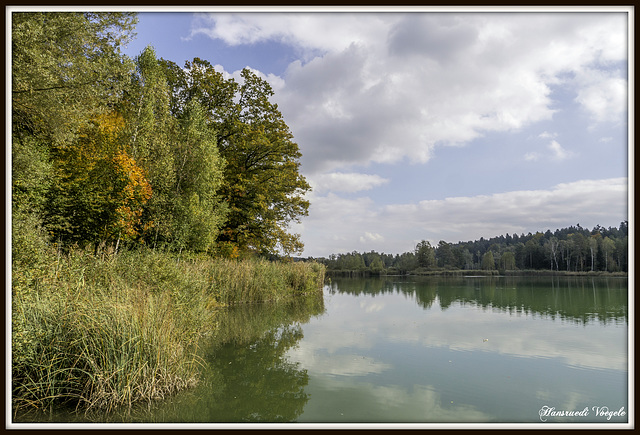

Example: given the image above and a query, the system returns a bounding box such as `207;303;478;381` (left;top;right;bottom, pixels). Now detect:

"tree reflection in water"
119;292;325;423
329;276;627;325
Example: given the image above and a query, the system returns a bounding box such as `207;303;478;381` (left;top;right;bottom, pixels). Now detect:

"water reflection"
30;277;627;424
288;276;628;423
56;292;327;423
137;293;326;423
328;276;628;325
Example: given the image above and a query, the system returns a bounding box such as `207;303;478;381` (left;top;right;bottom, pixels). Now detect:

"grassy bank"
11;247;325;418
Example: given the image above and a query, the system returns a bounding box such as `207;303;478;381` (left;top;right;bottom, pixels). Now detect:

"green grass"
11;247;325;418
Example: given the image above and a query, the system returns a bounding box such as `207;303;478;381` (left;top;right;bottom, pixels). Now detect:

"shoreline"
326;269;628;278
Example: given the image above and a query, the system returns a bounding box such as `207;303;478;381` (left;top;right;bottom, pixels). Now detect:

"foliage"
43;111;152;247
12;12;141;250
13;13;304;257
317;222;629;274
160;58;311;256
481;251;495;270
171;99;228;252
12;12;136;145
415;240;436;268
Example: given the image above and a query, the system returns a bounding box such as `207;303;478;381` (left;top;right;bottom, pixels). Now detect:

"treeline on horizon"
310;222;629;274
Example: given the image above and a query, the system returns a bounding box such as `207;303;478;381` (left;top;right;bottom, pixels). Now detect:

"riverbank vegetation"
312;222;628;276
12;247;325;418
11;12;322;418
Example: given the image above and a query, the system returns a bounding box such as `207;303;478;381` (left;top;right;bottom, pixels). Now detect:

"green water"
21;276;629;425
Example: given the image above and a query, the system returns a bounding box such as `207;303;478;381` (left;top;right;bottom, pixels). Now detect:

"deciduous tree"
160;59;311;256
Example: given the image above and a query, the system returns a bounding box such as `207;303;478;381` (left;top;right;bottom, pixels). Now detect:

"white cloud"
538;131;557;139
547;140;572;161
574;71;627;124
525;152;540;161
213;64;286;93
524;139;573;162
359;232;384;244
190;12;627;174
186;12;628;259
190;13;393;56
310;172;389;194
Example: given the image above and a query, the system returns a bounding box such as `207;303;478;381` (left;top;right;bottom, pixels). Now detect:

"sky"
121;7;631;258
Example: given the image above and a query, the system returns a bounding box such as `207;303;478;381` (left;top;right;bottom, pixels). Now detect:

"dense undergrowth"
11;246;325;418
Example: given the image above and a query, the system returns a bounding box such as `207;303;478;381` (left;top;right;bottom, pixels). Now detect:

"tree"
44;111;151;248
569;233;588;271
160;59;311;256
12;12;136;145
415;240;436;269
395;252;418;273
544;236;560;271
499;251;516;271
614;236;628;272
481;251;495;270
170;99;228;252
12;12;137;250
368;255;385;273
121;47;228;253
123;46;177;248
588;235;600;272
436;240;455;268
602;237;616;272
524;233;545;269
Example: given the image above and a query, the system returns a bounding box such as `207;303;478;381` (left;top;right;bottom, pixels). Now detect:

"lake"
25;275;629;427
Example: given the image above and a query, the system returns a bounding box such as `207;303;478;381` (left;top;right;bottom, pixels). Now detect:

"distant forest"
309;222;628;274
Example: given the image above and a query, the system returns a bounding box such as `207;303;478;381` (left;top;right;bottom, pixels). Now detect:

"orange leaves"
95;111;125;137
112;151;152;240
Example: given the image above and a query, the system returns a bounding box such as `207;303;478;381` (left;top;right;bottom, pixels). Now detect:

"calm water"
26;275;629;425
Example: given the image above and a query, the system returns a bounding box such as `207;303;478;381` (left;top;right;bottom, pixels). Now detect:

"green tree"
602;237;616;272
544;236;560;271
614;236;627;272
171;99;228;252
395;252;418;273
123;47;228;253
568;233;588;271
436;240;455;268
161;59;311;256
12;12;136;145
588;234;600;272
12;12;137;250
498;251;516;271
524;232;545;269
368;254;385;273
124;46;177;248
481;251;495;270
415;240;436;269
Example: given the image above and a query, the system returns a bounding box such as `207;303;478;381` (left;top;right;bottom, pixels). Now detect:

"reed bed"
207;258;326;305
11;248;325;418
